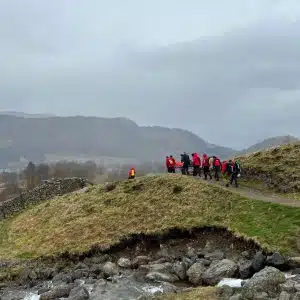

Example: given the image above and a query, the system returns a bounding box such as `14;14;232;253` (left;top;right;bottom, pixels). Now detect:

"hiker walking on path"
226;159;241;187
165;156;175;173
202;154;212;180
213;156;221;181
192;153;201;177
181;152;190;175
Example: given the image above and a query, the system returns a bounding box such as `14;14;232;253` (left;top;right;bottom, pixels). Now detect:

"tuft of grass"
157;287;217;300
173;184;183;194
0;175;300;259
236;142;300;193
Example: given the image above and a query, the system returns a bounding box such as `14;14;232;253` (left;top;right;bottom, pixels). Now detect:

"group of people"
165;153;241;187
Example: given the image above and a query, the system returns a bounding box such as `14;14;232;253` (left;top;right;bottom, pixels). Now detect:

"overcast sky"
0;0;300;149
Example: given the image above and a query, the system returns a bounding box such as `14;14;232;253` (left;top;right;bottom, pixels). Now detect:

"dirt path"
203;179;300;207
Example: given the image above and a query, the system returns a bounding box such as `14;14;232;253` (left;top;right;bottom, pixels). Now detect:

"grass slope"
236;142;300;194
0;175;300;259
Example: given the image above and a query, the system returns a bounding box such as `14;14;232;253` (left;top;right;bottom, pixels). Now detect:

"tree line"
0;160;165;202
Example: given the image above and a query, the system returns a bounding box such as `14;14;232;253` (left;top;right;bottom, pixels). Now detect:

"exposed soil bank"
41;226;263;263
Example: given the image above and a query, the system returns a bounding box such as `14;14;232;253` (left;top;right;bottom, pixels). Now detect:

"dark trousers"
167;167;175;173
214;166;221;181
128;175;135;180
181;166;189;175
203;166;212;180
193;166;201;176
230;173;238;187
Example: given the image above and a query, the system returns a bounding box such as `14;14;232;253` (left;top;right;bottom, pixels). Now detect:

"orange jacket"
128;168;136;177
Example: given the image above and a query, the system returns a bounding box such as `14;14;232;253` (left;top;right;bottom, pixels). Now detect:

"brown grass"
236;142;300;192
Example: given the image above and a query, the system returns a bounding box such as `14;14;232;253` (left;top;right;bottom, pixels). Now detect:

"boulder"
266;252;287;269
279;291;292;300
132;256;152;267
140;262;173;273
229;294;242;300
202;259;238;285
72;269;89;280
204;250;225;261
186;246;197;258
68;286;89;300
251;251;266;272
217;285;234;299
172;261;187;280
117;257;132;268
102;262;119;278
40;284;73;300
187;262;206;285
52;272;73;284
89;264;103;276
242;267;286;299
145;271;179;283
238;259;253;279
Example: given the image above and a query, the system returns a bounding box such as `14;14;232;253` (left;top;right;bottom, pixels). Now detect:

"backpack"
226;163;234;174
235;162;241;174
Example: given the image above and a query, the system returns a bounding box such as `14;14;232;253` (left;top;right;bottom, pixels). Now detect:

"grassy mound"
0;174;300;259
236;142;300;194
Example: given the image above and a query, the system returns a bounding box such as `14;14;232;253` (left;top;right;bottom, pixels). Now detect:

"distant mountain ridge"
0;114;235;168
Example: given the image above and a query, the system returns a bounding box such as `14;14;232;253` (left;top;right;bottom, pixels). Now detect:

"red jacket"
166;157;170;168
202;154;209;167
166;157;175;168
214;157;221;167
192;153;201;166
221;161;227;174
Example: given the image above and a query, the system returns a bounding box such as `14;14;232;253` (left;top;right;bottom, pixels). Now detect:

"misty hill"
0;115;235;168
242;135;299;154
0;111;54;118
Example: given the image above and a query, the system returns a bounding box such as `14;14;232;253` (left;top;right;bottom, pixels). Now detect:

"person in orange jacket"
166;156;175;173
128;167;136;179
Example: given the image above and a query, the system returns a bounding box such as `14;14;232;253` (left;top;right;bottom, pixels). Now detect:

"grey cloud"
0;1;300;149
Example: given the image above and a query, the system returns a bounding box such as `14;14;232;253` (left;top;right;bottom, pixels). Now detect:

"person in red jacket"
128;167;136;179
166;156;170;172
213;156;221;181
192;153;201;176
166;156;175;173
221;160;227;174
202;154;212;180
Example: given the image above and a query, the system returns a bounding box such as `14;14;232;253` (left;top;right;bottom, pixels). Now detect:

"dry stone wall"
0;177;88;219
